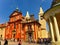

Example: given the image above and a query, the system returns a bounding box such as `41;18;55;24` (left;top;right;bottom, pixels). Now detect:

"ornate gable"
9;10;22;22
9;11;22;18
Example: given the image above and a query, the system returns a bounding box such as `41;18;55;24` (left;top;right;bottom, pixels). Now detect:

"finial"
25;11;30;19
16;7;19;9
15;7;19;11
39;6;44;14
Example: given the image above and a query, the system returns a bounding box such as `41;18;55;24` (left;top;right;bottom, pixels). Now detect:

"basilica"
0;7;49;42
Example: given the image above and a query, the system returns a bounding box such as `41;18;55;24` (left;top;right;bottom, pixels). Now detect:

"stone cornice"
53;2;60;7
43;5;60;20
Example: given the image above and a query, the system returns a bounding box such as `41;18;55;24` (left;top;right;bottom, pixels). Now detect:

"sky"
0;0;53;24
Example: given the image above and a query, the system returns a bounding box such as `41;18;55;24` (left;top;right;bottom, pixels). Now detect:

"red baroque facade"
5;10;41;41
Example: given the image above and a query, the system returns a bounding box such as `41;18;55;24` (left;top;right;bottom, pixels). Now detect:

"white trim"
53;2;60;6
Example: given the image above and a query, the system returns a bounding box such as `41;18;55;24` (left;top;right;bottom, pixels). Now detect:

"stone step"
1;41;39;45
0;41;51;45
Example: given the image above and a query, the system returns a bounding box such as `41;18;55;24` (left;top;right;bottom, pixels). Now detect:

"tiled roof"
0;23;7;28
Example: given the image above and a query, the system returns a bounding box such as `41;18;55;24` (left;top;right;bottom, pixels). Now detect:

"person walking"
18;40;21;45
4;39;8;45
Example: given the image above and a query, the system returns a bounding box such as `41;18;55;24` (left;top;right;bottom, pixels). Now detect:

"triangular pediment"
12;12;18;16
9;11;22;18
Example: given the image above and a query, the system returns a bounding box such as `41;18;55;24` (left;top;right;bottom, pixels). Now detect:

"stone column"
49;18;55;42
53;16;60;41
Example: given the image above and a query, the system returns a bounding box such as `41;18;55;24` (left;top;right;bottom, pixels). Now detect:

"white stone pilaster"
53;16;60;41
49;18;55;42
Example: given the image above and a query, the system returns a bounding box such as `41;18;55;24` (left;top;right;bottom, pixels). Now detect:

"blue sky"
0;0;53;24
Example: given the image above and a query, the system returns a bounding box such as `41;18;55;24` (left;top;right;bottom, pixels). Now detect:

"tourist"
18;40;21;45
4;39;8;45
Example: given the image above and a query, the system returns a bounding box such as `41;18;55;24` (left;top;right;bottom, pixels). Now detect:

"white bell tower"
25;11;30;19
38;7;48;39
38;6;46;30
38;7;44;23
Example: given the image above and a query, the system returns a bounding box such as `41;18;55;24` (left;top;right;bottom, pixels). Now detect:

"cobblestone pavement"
0;40;51;45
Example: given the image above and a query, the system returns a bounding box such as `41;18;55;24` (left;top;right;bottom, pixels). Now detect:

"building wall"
22;23;40;41
40;19;46;29
34;23;39;41
5;11;23;40
38;17;49;39
41;30;48;38
4;11;49;42
37;28;41;38
0;27;5;40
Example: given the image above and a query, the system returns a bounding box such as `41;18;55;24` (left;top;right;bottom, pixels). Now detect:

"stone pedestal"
51;42;56;45
51;42;60;45
55;42;60;45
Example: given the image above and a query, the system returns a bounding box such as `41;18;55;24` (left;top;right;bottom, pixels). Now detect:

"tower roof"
25;11;30;19
15;7;19;11
39;7;44;15
16;7;19;10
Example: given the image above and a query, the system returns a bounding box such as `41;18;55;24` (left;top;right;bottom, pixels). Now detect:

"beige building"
0;24;6;40
38;7;49;39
